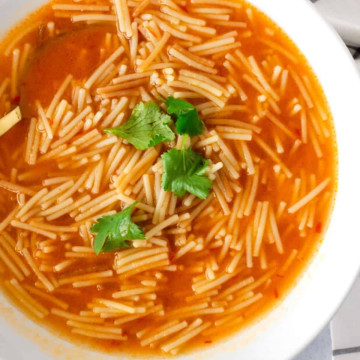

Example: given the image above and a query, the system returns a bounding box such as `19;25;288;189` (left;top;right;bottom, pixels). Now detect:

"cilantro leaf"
104;101;175;150
166;97;195;114
161;148;212;199
166;97;204;137
90;202;145;254
176;109;204;138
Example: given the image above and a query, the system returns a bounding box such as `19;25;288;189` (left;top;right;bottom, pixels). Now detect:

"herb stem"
182;134;188;150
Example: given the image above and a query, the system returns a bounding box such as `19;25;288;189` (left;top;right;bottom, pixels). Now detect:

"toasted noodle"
0;0;336;355
5;279;49;318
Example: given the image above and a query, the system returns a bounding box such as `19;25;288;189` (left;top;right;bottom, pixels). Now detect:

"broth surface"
0;0;336;356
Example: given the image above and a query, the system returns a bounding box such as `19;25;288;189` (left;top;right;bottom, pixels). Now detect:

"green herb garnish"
162;98;211;199
166;97;204;137
104;101;175;150
161;147;212;199
90;202;145;254
104;97;211;200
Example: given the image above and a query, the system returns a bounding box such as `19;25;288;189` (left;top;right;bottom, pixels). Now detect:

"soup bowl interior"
0;0;360;359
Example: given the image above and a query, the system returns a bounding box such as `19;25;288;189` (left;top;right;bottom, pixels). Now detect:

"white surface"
335;355;360;360
0;0;360;360
295;327;332;360
313;0;360;46
332;277;360;350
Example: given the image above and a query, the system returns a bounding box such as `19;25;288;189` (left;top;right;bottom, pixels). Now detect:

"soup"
0;0;336;356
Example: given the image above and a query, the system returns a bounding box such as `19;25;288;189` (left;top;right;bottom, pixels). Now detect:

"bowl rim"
0;0;359;359
215;0;360;359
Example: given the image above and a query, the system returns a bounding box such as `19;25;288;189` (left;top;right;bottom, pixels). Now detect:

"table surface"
295;326;332;360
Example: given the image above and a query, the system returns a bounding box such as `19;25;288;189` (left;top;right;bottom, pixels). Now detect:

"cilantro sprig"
93;98;213;254
104;97;212;201
104;101;175;150
91;202;145;254
161;147;212;199
166;97;205;137
161;98;211;199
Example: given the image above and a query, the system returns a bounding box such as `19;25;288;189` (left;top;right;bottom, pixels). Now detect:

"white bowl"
1;0;360;359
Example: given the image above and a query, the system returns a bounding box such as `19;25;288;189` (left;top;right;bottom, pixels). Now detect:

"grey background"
295;326;332;360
